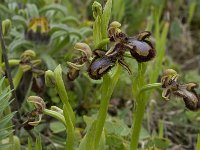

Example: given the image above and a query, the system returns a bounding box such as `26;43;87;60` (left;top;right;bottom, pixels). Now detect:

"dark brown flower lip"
88;56;114;80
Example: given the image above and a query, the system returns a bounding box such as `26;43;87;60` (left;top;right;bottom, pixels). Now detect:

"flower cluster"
67;21;156;80
161;69;200;111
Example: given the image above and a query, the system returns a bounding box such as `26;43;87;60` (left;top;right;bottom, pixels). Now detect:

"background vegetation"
0;0;200;149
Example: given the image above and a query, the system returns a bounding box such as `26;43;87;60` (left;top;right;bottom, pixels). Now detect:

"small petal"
67;61;85;70
27;96;45;113
28;114;42;126
74;43;92;59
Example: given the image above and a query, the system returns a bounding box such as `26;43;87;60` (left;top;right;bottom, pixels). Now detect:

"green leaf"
196;134;200;150
146;137;171;149
28;137;32;150
50;24;70;34
0;130;14;140
79;27;93;37
51;31;68;41
101;0;112;39
187;1;196;24
61;16;80;25
112;0;125;22
0;78;14;148
50;121;66;133
93;16;102;47
12;15;27;27
26;4;39;18
106;134;126;150
79;116;100;150
39;4;67;16
0;4;12;15
0;143;12;149
69;31;83;40
41;54;58;70
0;112;16;128
99;130;106;150
8;39;33;52
104;118;130;136
34;135;42;150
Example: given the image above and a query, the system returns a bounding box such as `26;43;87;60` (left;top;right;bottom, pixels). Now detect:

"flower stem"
93;64;121;149
130;99;146;150
130;63;146;150
130;63;162;150
54;65;75;150
43;109;66;127
93;75;112;149
0;59;20;68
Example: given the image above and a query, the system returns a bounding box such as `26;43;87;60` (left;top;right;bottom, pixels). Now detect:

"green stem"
93;76;112;149
130;64;162;150
130;63;146;150
43;109;66;127
4;106;14;149
196;134;200;150
130;99;146;150
93;64;121;149
0;59;20;68
54;65;75;150
13;67;23;89
54;65;75;123
0;46;2;68
63;105;75;150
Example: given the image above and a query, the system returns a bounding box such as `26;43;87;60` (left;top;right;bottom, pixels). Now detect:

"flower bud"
161;69;179;88
2;19;12;36
110;21;121;28
45;70;56;87
51;106;63;114
20;50;36;62
92;1;102;18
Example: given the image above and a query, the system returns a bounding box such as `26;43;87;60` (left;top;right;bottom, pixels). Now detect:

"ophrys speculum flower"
22;96;45;130
161;69;200;111
68;21;156;80
67;43;92;81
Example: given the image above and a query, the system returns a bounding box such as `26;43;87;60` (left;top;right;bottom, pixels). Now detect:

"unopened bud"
45;70;56;87
110;21;121;28
21;50;36;62
92;1;102;18
51;106;63;114
2;19;12;36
